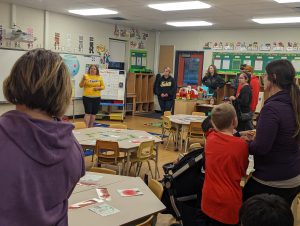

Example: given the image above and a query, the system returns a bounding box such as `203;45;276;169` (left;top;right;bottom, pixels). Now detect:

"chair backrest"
163;111;172;116
73;122;87;130
95;140;120;161
135;215;154;226
148;179;164;200
188;121;204;136
136;140;154;159
162;116;172;129
89;167;117;175
188;143;202;152
109;124;128;129
192;112;205;116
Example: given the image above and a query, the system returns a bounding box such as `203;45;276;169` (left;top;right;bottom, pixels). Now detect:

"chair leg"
184;136;189;153
165;131;172;150
147;161;154;178
129;162;134;175
137;162;143;176
136;162;142;176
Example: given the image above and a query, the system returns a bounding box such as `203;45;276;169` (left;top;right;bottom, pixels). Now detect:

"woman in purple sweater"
243;60;300;205
0;49;85;226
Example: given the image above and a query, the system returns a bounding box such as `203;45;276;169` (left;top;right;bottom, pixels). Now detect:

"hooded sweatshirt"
0;110;85;226
250;90;300;181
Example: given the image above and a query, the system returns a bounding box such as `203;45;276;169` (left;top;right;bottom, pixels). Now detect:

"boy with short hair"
199;103;248;226
239;194;293;226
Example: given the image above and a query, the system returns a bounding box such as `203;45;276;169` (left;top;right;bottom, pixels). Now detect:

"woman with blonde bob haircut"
0;49;85;226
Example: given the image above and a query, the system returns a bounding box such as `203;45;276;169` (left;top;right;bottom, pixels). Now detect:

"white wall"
0;2;10;27
159;28;300;75
0;2;156;116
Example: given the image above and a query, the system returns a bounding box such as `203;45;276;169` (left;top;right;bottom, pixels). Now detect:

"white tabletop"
73;172;130;194
69;176;165;226
73;127;161;149
168;114;207;125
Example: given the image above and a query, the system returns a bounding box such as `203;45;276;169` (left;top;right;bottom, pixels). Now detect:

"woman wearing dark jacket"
202;65;225;98
155;67;176;114
243;60;300;206
229;72;253;131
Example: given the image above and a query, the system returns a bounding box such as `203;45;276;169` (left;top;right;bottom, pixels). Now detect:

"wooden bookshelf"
126;72;154;114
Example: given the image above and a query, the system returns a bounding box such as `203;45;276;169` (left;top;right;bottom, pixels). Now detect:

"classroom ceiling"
2;0;300;31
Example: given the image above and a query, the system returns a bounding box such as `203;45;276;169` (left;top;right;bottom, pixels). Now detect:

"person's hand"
240;130;256;141
229;96;236;101
161;93;165;97
165;93;168;97
93;87;100;91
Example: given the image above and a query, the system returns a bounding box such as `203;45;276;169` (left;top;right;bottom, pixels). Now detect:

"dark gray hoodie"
0;110;85;226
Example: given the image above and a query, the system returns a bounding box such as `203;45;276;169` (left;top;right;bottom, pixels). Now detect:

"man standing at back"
155;67;176;115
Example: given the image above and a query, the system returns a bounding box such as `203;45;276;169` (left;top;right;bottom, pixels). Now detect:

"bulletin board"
129;49;149;72
212;52;300;77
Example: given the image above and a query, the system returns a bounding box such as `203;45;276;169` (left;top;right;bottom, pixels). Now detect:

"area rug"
135;112;162;119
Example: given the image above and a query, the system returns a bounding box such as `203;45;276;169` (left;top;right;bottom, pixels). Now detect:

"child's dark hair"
201;115;213;133
239;194;294;226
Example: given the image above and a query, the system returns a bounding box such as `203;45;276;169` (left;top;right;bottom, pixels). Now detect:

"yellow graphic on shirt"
82;74;105;97
160;81;172;87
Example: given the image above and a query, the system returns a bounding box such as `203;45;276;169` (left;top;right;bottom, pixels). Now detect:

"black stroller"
161;148;205;226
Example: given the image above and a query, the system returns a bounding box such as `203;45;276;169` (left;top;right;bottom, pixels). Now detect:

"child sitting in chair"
197;103;249;226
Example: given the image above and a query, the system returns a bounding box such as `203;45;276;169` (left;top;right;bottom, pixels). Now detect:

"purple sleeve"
249;104;279;155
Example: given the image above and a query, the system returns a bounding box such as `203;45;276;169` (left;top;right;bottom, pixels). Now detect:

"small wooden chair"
148;179;164;199
73;121;87;130
109;124;128;129
94;140;126;175
137;179;164;226
161;116;177;150
192;111;205;116
129;140;154;177
163;111;172;117
184;122;205;152
88;167;117;175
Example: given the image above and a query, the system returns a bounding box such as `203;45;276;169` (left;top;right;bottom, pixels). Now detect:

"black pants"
158;98;173;114
243;177;300;206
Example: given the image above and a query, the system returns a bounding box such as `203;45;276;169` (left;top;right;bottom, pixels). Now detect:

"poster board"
100;69;126;101
212;52;300;77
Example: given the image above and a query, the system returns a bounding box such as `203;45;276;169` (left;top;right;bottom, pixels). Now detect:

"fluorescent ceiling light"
274;0;300;3
252;17;300;24
68;8;118;16
148;1;211;11
166;21;213;27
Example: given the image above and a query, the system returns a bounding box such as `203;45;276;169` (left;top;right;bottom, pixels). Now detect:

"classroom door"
175;51;204;88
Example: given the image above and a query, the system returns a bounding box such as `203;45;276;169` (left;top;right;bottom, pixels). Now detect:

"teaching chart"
100;69;126;100
212;52;300;76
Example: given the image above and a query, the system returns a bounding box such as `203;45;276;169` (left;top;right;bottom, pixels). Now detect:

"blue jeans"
158;99;173;114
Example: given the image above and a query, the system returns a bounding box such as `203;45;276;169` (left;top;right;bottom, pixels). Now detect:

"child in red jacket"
198;103;248;226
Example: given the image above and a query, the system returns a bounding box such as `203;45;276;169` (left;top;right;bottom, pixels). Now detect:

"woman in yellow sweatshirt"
79;65;105;127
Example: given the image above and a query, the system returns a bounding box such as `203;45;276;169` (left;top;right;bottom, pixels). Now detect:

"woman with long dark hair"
202;64;225;99
243;59;300;206
229;72;253;131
